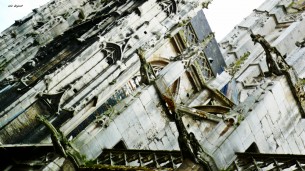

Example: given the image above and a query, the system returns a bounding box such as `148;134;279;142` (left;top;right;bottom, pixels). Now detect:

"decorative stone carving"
251;33;290;76
100;42;123;65
158;0;178;15
36;114;84;167
137;48;156;85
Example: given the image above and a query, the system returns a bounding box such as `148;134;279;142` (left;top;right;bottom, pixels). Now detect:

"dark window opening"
245;142;259;153
106;57;114;65
92;96;98;107
113;140;127;150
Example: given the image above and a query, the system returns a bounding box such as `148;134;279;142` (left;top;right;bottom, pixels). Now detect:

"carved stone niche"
158;0;178;15
38;91;66;114
99;42;122;65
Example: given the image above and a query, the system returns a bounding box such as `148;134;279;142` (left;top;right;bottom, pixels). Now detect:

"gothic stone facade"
1;0;305;170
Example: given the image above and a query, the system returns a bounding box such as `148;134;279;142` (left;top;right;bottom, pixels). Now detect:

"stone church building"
0;0;305;170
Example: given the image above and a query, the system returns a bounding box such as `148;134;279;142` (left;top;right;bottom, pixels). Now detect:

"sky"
0;0;265;41
204;0;265;41
0;0;50;32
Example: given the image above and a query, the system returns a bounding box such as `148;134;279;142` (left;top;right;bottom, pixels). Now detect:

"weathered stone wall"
210;0;305;169
74;85;179;160
219;0;302;66
195;76;305;169
7;0;305;170
0;0;214;145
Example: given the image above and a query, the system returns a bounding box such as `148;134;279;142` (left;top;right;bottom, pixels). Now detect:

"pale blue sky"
0;0;50;32
0;0;265;41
